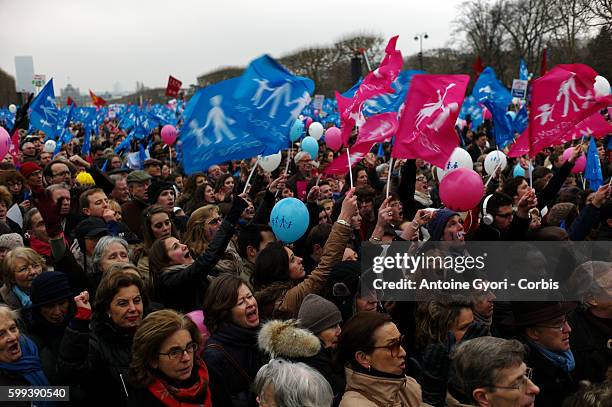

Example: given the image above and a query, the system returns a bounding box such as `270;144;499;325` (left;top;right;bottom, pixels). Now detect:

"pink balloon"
0;127;10;161
324;127;342;151
561;147;586;173
304;117;313;129
439;168;484;211
161;125;178;145
482;107;492;120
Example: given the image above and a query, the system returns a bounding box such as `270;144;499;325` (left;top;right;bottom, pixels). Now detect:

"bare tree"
550;0;594;62
583;0;612;28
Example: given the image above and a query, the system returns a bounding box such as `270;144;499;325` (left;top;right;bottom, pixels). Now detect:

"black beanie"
148;181;174;204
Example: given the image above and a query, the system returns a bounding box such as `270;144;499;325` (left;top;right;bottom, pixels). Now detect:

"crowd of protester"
0;105;611;407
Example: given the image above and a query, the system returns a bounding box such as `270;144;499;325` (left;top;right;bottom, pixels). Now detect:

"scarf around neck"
147;359;211;407
414;190;433;207
0;335;49;386
530;341;575;373
12;285;32;308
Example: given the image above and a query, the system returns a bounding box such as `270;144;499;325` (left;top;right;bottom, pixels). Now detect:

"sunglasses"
371;335;405;357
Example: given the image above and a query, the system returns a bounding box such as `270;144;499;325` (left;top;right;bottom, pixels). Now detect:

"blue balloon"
289;120;304;142
270;198;309;243
301;136;319;159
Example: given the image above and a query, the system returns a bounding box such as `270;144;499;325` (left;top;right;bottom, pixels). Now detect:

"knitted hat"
29;272;74;308
297;294;342;335
19;162;42;178
546;203;576;227
426;208;459;241
0;233;24;250
148;181;175;204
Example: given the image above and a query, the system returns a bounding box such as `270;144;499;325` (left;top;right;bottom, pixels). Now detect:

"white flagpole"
386;157;394;198
347;146;354;188
243;157;260;194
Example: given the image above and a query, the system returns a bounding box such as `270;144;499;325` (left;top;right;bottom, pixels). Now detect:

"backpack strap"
206;343;251;383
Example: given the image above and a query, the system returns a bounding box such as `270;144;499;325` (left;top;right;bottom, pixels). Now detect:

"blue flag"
139;142;147;170
519;58;529;81
81;126;92;156
29;78;61;139
513;107;529;135
54;103;75;154
180;78;267;175
341;78;362;98
585;136;603;190
482;100;514;148
473;67;512;146
459;95;484;129
362;70;423;116
233;55;315;154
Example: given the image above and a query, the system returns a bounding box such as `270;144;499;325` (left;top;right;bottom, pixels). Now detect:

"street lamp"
414;33;429;70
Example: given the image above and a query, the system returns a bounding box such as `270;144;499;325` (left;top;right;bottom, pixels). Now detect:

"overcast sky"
0;0;465;95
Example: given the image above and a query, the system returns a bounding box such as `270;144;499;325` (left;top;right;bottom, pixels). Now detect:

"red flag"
473;55;485;78
324;113;398;175
391;74;470;168
539;48;548;77
89;90;107;107
527;64;612;156
9;129;20;166
337;36;403;146
66;96;76;107
165;75;182;97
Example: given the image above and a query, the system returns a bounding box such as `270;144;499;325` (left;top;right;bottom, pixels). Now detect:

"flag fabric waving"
180;78;267;175
362;70;423;117
232;55;315;154
165;75;183;98
29;78;60;138
585;136;603;190
519;58;529;81
527;64;612;156
392;74;470;168
472;67;513;148
89;90;107;107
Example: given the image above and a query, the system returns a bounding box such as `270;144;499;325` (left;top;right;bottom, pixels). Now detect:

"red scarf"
147;359;212;407
29;237;52;257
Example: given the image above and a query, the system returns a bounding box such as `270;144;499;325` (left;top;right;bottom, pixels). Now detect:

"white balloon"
43;140;56;153
484;150;508;174
308;122;324;140
438;147;473;180
258;151;282;172
594;75;611;97
8;104;17;114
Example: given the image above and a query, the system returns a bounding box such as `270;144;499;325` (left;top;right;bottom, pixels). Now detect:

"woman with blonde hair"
129;309;212;406
0;247;46;310
184;204;244;277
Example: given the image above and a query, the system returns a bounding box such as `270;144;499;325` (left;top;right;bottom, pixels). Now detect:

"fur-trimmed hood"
258;319;321;359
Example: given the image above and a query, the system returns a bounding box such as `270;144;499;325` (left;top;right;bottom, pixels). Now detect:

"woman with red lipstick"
0;305;51;390
148;195;249;313
58;270;148;407
128;310;212;407
202;274;266;407
337;311;427;406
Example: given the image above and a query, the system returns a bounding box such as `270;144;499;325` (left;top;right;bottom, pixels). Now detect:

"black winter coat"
0;368;31;407
296;347;346;406
568;307;612;383
58;316;135;407
525;342;578;407
203;323;266;407
470;215;530;241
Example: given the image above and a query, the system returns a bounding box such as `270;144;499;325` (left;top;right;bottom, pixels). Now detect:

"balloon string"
386;157;393;198
243;157;260;194
347;146;353;189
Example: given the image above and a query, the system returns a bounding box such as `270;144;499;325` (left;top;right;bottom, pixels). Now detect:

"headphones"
482;194;494;225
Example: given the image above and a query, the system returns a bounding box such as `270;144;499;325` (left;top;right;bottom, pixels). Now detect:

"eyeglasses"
534;316;569;332
207;217;222;225
52;170;71;177
495;212;513;219
416;177;427;182
158;342;199;360
371;335;404;357
487;367;534;391
16;263;41;274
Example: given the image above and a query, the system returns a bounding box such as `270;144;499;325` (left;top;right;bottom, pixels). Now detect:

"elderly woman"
0;305;50;388
202;274;266;406
253;189;357;319
337;311;428;407
253;359;334;407
58;270;147;407
128;309;212;406
148;195;248;313
0;248;45;310
184;204;245;277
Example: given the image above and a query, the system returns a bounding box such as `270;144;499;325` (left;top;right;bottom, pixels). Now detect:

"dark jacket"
0;369;31;407
470;214;530;241
58;316;135;407
121;198;149;239
524;342;578;407
568;306;612;383
154;199;247;313
203;323;266;407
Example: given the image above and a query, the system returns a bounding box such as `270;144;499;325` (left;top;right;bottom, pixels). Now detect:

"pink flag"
356;112;398;144
9;130;20;166
324;140;376;175
507;129;529;157
558;112;612;143
337;36;403;146
391;74;470;168
528;64;612;156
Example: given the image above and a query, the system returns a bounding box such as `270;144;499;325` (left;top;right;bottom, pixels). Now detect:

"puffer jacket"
258;319;346;405
340;367;431;407
58;315;137;407
255;222;352;319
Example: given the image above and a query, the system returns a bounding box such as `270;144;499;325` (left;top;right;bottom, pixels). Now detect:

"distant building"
60;83;87;106
0;68;18;107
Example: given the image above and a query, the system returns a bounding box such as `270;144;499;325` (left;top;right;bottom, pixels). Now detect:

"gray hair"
451;337;526;402
92;236;129;273
0;304;20;324
23;207;40;231
46;183;70;193
253;359;333;407
108;174;124;185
